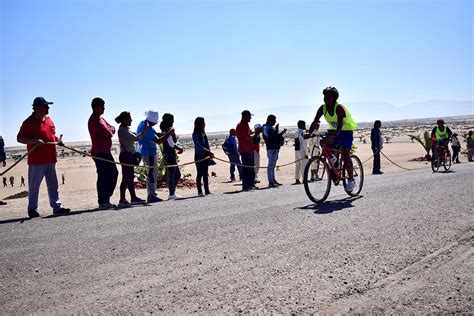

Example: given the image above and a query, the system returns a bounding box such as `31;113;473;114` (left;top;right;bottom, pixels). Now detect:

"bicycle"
303;134;364;203
431;139;452;172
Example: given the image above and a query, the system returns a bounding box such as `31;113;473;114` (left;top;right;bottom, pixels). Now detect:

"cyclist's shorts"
328;131;354;150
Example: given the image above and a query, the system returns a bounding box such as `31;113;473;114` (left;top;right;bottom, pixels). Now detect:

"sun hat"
145;110;159;124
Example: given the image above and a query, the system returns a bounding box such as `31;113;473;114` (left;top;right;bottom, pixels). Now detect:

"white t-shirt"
294;129;308;156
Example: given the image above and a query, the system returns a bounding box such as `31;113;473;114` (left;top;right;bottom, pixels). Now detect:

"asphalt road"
1;163;472;314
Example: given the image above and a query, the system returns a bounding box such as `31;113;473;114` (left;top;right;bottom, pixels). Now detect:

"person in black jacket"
371;120;383;175
262;115;287;187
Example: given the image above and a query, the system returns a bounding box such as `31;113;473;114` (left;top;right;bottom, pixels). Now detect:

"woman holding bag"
192;117;215;196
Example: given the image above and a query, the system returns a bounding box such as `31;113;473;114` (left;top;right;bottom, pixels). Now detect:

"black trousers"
164;153;181;196
93;153;118;204
452;145;460;162
240;152;255;190
195;161;210;194
372;148;381;173
119;152;137;201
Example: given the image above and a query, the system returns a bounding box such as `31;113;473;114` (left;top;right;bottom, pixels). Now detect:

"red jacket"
236;120;254;154
88;114;115;154
17;114;58;165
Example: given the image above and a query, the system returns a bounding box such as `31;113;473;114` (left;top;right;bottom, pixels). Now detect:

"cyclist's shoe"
345;179;356;192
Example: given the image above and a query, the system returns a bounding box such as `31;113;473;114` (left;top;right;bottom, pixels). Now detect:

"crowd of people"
0;88;471;218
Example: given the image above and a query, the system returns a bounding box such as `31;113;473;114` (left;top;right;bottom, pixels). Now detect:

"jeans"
165;153;181;196
266;149;279;183
119;152;137;201
28;163;62;211
372;148;381;173
142;155;158;199
240;152;255;190
93;153;118;205
228;154;242;180
195;161;210;194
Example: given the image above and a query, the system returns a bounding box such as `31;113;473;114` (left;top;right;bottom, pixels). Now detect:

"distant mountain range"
175;100;473;133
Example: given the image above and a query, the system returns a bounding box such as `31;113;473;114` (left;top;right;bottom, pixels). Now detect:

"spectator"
253;124;262;184
262;114;287;188
192;117;214;196
136;111;173;203
20;176;26;187
236;110;257;191
467;131;473;162
116;111;149;207
62;173;65;185
9;176;14;187
0;136;7;205
17;97;70;218
222;129;242;182
88;97;118;210
0;136;5;168
294;120;309;184
451;133;461;164
371;120;384;174
160;113;184;200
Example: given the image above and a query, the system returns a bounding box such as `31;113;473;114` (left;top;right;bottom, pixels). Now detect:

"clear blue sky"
1;0;472;145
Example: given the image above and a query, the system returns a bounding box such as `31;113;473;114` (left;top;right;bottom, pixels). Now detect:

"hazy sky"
1;0;472;145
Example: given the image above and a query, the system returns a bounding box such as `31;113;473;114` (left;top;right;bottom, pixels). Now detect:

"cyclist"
308;86;357;192
431;119;452;159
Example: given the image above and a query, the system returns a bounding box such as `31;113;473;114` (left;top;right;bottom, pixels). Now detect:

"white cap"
254;124;262;130
145;110;159;124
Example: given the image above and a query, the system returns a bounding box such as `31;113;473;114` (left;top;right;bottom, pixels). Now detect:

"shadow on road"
0;217;32;225
294;196;363;215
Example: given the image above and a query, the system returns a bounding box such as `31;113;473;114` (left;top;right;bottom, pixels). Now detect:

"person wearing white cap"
253;124;263;183
137;110;174;203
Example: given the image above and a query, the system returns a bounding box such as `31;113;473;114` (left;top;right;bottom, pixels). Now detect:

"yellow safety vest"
323;102;357;131
435;126;449;140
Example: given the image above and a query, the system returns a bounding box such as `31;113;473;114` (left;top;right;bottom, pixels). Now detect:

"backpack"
222;137;231;155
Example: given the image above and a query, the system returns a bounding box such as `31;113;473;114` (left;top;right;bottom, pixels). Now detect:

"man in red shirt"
17;97;70;218
88;97;118;210
236;110;257;191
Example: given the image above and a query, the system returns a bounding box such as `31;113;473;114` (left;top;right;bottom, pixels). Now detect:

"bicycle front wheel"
431;156;440;172
342;155;364;197
303;156;331;203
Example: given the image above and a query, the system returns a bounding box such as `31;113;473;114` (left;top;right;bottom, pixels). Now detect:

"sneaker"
294;180;301;185
372;171;384;175
53;207;71;216
275;181;283;186
130;197;146;205
28;209;40;218
168;194;183;200
147;196;163;203
268;182;278;188
198;192;205;197
118;200;131;208
98;203;116;210
345;179;356;192
205;191;212;195
230;178;236;182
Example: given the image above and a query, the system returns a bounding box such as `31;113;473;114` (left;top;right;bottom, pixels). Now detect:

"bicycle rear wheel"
443;151;452;171
303;156;331;203
342;155;364;197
